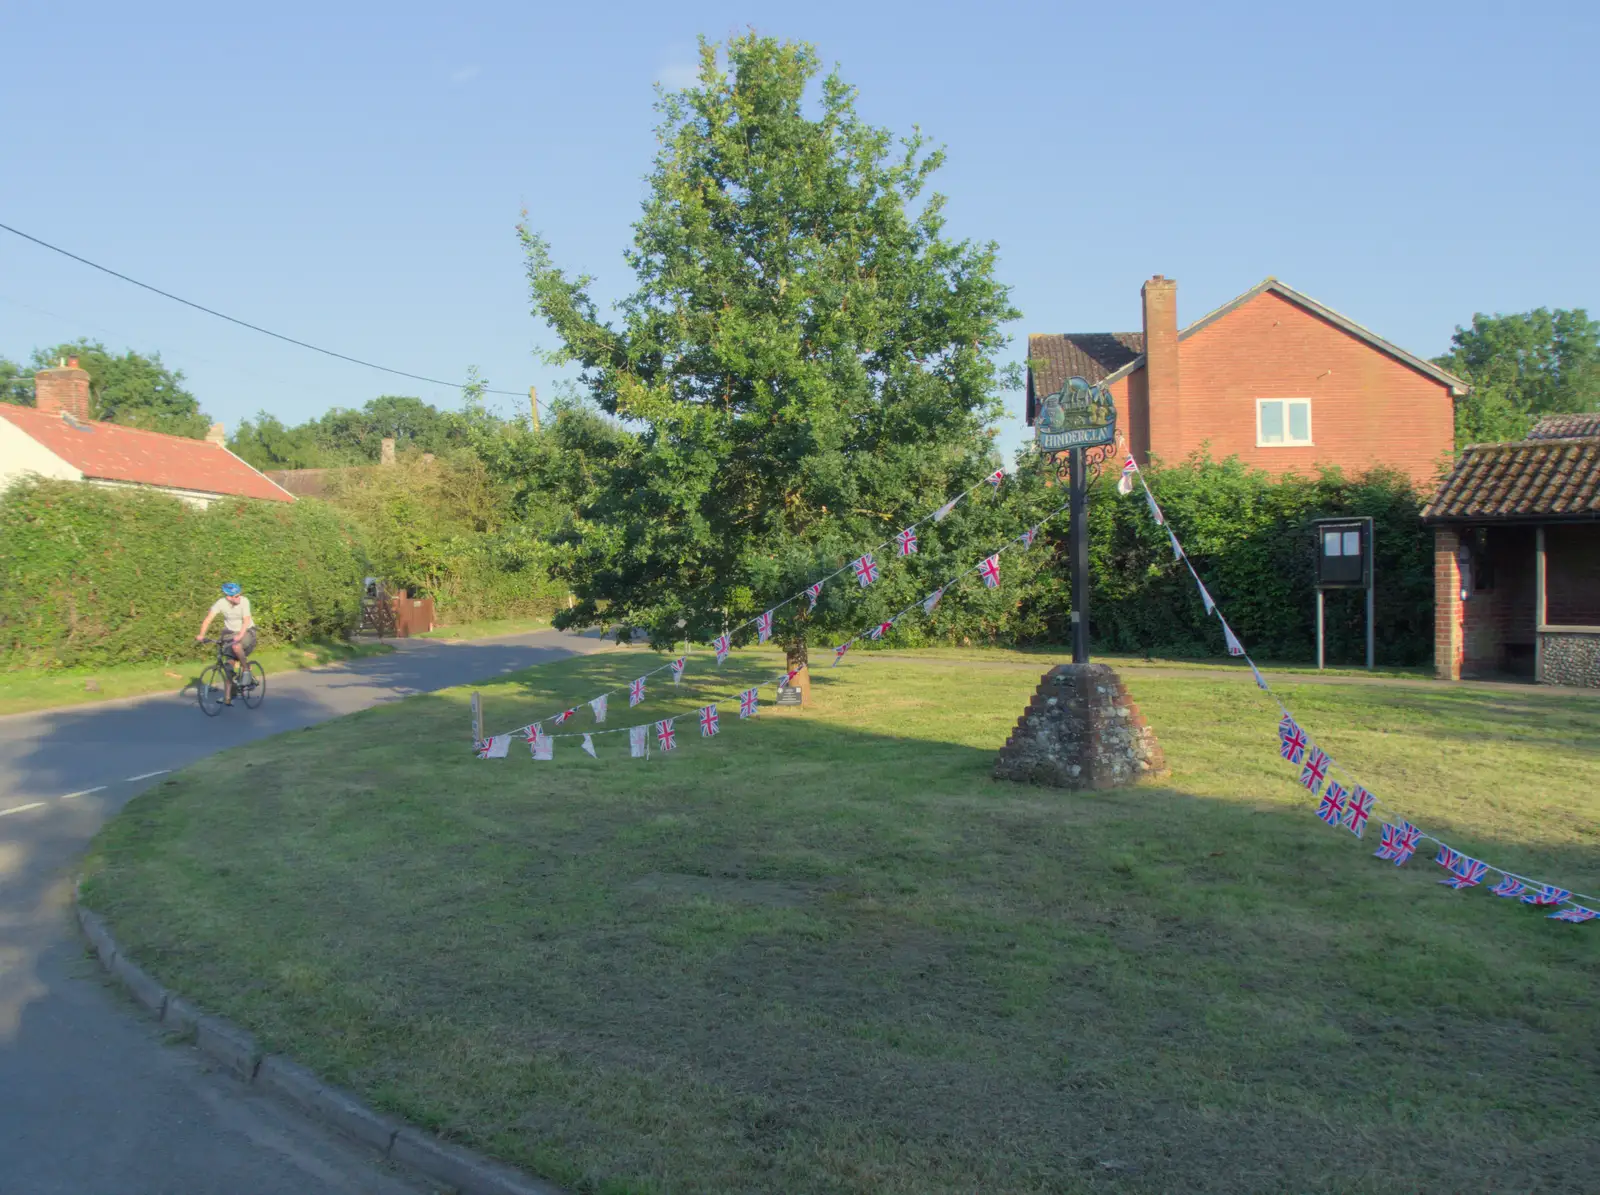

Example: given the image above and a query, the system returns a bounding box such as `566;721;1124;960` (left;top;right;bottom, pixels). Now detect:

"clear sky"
2;0;1595;462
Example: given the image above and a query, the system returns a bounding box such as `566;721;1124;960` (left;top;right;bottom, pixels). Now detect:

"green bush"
0;480;368;670
1081;458;1433;666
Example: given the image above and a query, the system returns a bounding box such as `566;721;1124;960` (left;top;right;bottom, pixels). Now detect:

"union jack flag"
832;641;850;666
922;587;944;615
805;582;823;610
670;657;686;684
474;735;509;759
866;620;892;641
897;527;918;556
1434;845;1460;872
1117;457;1137;495
629;677;646;707
1490;875;1528;899
1021;526;1038;549
699;704;719;737
1317;781;1347;826
1441;856;1488;889
784;668;800;687
1521;885;1571;907
1222;621;1245;657
1549;904;1599;922
853;553;878;587
1279;722;1308;764
932;500;956;522
739;687;759;718
656;718;677;752
1373;822;1420;864
1343;786;1375;837
986;469;1005;488
1299;747;1329;794
979;555;1001;589
714;633;731;664
756;612;774;644
554;708;576;724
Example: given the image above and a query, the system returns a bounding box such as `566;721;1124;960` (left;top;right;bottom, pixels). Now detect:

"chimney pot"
67;355;79;368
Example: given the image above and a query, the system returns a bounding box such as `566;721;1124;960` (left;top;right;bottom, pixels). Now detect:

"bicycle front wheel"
198;665;226;717
240;660;266;709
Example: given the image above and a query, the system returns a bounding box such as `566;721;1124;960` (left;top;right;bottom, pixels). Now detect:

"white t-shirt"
208;596;252;634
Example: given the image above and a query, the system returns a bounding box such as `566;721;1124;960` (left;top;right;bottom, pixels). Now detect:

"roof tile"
1528;412;1600;441
1423;436;1600;521
1026;333;1143;422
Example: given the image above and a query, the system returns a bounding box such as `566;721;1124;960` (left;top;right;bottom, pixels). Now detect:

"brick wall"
1121;291;1455;489
1433;527;1461;680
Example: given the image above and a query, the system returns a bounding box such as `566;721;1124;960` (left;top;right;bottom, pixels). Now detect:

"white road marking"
123;770;170;782
60;786;108;800
0;801;46;817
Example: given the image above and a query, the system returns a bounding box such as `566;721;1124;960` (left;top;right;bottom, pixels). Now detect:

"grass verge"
416;615;554;641
0;638;393;717
82;649;1600;1194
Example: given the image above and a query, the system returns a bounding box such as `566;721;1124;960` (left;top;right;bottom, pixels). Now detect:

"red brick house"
0;359;292;507
1025;276;1469;490
1424;413;1600;687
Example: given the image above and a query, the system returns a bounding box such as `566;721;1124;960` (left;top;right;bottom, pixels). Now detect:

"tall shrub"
0;480;367;669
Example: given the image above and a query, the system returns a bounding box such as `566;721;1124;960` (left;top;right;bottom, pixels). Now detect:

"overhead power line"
0;219;535;401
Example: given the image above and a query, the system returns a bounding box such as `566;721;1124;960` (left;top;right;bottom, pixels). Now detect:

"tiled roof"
1025;333;1144;422
1423;435;1600;522
1528;412;1600;440
0;404;293;502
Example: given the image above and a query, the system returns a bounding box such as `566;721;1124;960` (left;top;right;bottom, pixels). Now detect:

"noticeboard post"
1312;517;1375;671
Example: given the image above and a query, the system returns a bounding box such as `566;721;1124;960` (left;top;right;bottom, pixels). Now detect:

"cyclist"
195;582;257;705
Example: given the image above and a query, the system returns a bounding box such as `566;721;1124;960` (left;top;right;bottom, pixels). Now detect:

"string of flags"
473;465;1057;762
1121;455;1599;926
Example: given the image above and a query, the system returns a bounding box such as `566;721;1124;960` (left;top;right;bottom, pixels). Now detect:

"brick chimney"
380;436;396;465
206;422;226;446
1141;275;1180;463
34;356;92;421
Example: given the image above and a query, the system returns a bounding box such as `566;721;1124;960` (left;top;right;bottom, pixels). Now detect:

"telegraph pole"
529;385;541;434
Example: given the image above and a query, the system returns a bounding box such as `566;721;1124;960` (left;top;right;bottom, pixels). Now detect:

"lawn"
0;638;393;717
81;648;1600;1194
416;614;554;641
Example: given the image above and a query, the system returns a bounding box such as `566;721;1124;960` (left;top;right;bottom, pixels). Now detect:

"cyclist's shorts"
221;627;258;656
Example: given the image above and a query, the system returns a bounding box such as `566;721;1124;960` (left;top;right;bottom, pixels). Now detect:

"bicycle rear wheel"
198;664;226;716
240;660;266;708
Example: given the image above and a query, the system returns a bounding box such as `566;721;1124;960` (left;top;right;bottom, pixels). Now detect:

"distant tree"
1436;308;1600;445
230;394;470;469
228;413;333;470
24;341;210;437
522;34;1024;670
0;356;31;405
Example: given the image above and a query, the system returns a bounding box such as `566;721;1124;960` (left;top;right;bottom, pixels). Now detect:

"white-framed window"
1257;398;1313;447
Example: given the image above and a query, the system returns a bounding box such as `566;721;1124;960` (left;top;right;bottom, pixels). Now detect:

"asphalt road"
0;629;617;1194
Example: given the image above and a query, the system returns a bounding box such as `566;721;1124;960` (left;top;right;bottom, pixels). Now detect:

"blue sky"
2;0;1595;462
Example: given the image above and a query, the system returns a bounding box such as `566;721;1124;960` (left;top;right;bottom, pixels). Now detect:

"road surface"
0;629;616;1194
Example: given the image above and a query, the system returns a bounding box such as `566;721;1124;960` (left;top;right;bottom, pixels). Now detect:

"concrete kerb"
72;898;569;1195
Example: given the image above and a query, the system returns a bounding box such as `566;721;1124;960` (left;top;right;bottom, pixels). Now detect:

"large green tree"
230;394;470;469
522;34;1029;666
24;341;211;437
1435;308;1600;445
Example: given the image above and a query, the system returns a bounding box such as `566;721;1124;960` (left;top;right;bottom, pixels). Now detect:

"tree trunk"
783;635;811;706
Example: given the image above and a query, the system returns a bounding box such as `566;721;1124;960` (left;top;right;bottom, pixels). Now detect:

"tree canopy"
1435;308;1600;445
229;394;474;470
523;34;1027;658
1;341;211;437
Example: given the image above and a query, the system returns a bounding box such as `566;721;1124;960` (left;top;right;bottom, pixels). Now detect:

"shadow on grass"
74;651;1600;1195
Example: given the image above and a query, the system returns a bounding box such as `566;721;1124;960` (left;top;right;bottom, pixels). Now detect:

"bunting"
699;704;720;737
581;734;597;759
739;687;759;718
853;553;879;587
671;657;686;685
475;735;511;759
715;633;731;665
979;555;1001;589
897;527;918;556
656;718;677;752
629;724;649;759
805;582;823;610
756;612;774;644
590;694;608;723
629;677;646;707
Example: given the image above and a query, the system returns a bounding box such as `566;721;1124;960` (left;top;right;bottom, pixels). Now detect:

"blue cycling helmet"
221;582;242;596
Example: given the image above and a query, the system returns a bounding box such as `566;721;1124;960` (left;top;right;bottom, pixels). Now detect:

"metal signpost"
1312;516;1375;671
1035;377;1119;664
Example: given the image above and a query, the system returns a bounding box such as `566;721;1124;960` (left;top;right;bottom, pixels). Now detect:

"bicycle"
197;637;266;716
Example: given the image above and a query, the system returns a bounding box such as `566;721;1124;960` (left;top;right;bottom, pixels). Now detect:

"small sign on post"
470;692;483;744
1311;517;1375;671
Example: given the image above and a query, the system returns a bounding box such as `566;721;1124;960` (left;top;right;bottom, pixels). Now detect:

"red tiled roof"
1422;435;1600;522
1528;412;1600;441
1025;333;1144;423
0;405;293;502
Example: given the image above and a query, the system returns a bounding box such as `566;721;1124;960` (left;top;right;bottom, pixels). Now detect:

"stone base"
993;664;1167;790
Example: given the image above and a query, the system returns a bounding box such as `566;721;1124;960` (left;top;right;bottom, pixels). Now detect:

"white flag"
1117;472;1134;496
526;726;546;758
581;734;597;758
1222;621;1245;657
1145;489;1164;526
629;724;649;758
533;735;554;761
922;587;945;615
932;500;956;522
1168;527;1184;562
1197;579;1216;615
475;734;511;759
590;694;607;723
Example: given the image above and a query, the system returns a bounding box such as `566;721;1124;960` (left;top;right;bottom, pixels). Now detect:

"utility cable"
0;220;536;401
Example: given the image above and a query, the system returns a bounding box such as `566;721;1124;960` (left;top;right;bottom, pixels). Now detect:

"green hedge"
1082;459;1433;666
0;480;367;670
